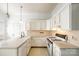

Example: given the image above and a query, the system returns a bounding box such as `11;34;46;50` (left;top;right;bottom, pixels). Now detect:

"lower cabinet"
61;49;79;56
0;38;31;56
53;43;79;56
18;38;31;56
0;49;17;56
18;42;27;56
31;37;47;47
53;43;61;56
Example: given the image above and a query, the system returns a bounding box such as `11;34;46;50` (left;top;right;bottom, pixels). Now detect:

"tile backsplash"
30;30;54;37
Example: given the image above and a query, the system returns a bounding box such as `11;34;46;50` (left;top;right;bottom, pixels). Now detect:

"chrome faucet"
21;32;25;38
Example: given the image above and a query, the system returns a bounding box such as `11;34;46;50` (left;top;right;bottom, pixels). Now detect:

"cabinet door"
30;20;46;30
51;14;60;29
55;14;60;27
30;22;40;30
47;19;51;30
18;38;31;56
60;5;70;30
18;42;27;56
40;20;46;30
40;37;47;46
31;37;39;46
32;37;47;47
26;38;31;55
53;43;61;56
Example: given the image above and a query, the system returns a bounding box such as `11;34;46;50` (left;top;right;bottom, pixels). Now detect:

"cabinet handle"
40;32;44;34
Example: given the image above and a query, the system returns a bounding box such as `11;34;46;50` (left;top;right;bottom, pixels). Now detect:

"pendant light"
20;5;25;38
6;3;9;18
20;5;23;21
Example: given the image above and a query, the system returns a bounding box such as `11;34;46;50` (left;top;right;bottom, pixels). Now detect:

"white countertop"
54;41;79;48
0;36;31;49
47;36;79;48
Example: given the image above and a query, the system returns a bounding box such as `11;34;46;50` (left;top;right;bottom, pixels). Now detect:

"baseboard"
31;46;47;48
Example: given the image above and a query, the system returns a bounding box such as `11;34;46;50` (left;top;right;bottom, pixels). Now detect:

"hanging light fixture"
6;3;9;18
20;5;25;38
20;5;23;21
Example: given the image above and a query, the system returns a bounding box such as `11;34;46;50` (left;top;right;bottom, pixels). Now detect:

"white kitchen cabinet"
53;41;79;56
46;17;57;30
46;19;51;30
18;41;27;56
30;20;47;30
18;38;31;56
59;3;79;30
51;3;79;30
52;14;60;28
0;36;31;56
53;45;79;56
0;49;17;56
59;4;70;30
26;37;31;55
51;4;70;30
31;37;47;47
53;43;61;56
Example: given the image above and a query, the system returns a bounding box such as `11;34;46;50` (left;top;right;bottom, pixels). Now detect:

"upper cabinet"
53;14;60;28
47;13;60;30
46;19;51;30
59;4;70;30
51;3;79;30
30;20;47;30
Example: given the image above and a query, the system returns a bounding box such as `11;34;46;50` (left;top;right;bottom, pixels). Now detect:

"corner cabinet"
18;37;31;56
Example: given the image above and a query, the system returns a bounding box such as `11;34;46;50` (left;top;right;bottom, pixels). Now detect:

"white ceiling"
0;3;57;19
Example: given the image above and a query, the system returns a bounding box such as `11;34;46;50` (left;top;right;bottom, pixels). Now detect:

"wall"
72;3;79;30
30;30;52;37
0;10;7;40
0;3;31;39
7;15;24;39
0;11;29;39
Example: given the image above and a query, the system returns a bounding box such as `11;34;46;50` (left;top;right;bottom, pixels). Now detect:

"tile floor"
28;47;48;56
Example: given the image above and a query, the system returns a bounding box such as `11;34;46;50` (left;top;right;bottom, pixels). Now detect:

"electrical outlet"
72;36;74;39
